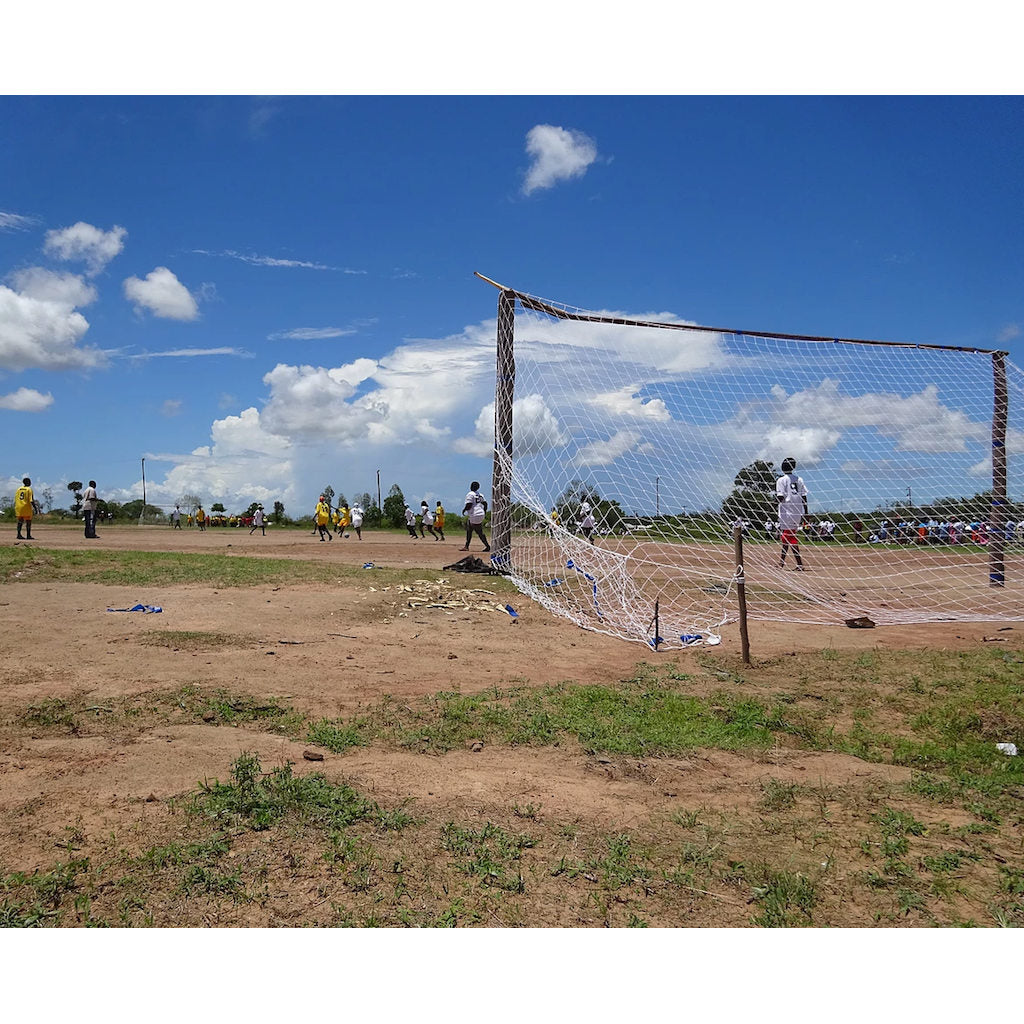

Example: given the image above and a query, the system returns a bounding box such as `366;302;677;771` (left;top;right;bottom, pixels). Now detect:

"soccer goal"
478;275;1024;650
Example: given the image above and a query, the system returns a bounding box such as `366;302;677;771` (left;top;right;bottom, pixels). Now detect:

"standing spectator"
460;481;490;552
350;503;364;540
14;477;35;541
434;500;446;541
775;457;808;571
196;505;207;531
171;505;182;529
82;480;99;538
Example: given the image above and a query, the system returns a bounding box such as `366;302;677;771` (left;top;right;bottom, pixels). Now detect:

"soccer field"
1;523;1022;929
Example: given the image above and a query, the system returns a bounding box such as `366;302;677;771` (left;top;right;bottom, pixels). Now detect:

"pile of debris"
370;577;509;614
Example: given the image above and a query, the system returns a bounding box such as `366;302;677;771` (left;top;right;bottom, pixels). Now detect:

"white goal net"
487;287;1024;649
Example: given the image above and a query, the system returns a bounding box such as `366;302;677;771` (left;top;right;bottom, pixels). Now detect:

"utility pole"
906;486;913;507
656;476;660;516
376;469;381;517
140;457;147;525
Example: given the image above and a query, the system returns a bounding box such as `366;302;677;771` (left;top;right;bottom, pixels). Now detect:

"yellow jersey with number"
15;485;34;518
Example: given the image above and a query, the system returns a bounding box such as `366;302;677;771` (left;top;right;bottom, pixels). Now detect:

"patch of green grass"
748;867;818;927
432;898;482;928
306;718;370;753
922;850;977;873
381;681;795;757
0;857;91;927
440;821;535;891
0;547;355;587
140;835;231;870
191;752;380;833
178;864;245;899
138;630;251;651
759;778;799;812
175;686;304;734
17;698;79;731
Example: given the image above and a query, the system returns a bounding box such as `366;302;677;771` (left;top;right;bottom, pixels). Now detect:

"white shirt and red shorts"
776;472;807;546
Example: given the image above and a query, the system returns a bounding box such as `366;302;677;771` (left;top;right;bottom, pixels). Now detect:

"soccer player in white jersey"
460;481;490;552
775;457;808;570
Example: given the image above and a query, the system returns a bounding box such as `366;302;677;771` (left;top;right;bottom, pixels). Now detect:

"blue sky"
3;91;1024;516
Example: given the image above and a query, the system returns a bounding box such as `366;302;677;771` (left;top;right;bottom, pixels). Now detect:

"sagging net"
493;291;1024;649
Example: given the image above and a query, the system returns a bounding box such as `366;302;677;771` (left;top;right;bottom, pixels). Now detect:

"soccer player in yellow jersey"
339;504;351;537
434;500;445;541
331;506;341;535
196;506;206;531
15;477;35;540
315;495;332;541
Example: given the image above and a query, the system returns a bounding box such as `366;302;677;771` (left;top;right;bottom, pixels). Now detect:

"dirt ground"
1;523;1018;926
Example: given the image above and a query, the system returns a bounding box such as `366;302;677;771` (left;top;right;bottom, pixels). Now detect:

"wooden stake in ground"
733;524;751;666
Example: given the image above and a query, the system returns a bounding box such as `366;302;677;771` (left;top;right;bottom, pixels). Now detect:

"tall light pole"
140;457;147;525
655;476;660;516
376;469;381;517
906;486;913;507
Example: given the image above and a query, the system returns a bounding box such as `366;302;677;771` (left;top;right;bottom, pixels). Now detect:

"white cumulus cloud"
0;386;54;412
577;430;643;467
454;394;569;457
588;386;671;422
44;222;126;276
0;283;104;372
123;267;200;321
8;267;97;308
522;124;598;195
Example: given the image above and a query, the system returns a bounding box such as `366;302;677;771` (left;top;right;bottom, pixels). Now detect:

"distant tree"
335;492;348;508
382;483;406;529
38;486;54;513
67;481;84;516
272;500;285;524
178;493;202;513
322;485;335;506
594;498;625;533
721;460;777;524
511;501;537;528
122;499;163;520
104;500;123;519
210;502;226;514
0;495;13;515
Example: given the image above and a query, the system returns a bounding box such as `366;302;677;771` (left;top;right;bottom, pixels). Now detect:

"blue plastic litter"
680;633;702;645
649;635;664;649
362;562;375;569
543;578;564;587
107;603;162;613
504;604;519;618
